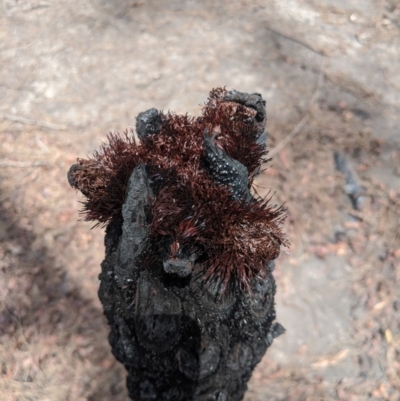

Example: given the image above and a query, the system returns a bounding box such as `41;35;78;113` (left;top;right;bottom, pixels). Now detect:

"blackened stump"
69;88;287;401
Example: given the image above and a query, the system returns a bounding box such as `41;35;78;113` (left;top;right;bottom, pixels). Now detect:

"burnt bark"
98;165;283;401
71;89;286;400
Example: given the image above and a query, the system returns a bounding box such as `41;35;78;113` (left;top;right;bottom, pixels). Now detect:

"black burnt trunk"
98;164;283;401
99;165;283;401
69;89;287;401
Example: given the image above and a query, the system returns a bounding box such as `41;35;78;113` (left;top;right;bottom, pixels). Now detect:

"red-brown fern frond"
69;88;288;288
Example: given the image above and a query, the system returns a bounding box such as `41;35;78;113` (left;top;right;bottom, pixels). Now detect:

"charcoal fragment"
203;131;251;202
136;108;163;139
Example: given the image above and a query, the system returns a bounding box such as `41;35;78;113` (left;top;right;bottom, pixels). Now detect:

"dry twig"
1;112;73;131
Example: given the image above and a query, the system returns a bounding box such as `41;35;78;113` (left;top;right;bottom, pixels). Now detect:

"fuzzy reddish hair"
71;88;288;289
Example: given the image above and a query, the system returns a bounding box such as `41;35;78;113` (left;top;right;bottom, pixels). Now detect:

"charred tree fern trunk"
68;88;288;401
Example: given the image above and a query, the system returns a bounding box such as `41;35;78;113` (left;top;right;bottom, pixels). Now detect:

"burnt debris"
334;151;364;210
69;88;288;400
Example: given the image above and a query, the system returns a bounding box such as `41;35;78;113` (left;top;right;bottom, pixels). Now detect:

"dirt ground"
1;1;399;400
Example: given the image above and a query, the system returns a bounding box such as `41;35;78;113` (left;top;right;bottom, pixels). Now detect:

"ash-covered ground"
1;1;399;400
